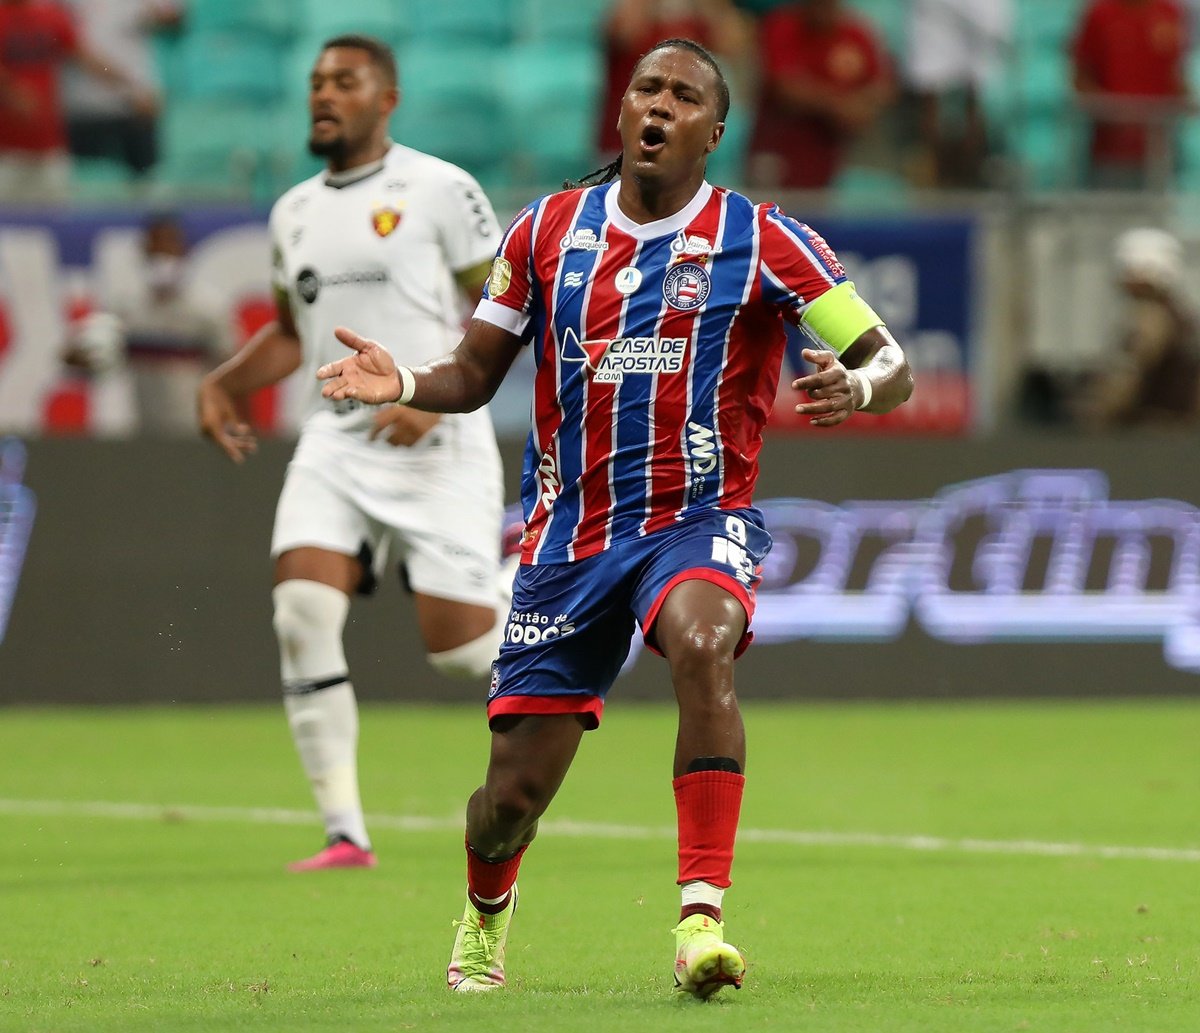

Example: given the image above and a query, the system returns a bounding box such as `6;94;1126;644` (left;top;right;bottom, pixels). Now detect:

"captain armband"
799;281;884;356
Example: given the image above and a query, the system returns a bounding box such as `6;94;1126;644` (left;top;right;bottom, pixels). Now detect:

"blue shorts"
487;508;772;729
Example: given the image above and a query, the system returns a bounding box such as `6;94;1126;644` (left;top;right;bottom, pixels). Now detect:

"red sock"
673;770;745;891
466;840;526;914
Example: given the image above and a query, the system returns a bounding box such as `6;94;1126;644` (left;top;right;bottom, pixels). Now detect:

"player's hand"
791;347;861;427
197;378;257;463
369;406;441;447
317;327;402;404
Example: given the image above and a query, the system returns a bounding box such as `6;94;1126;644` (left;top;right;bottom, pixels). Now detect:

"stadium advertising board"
771;217;974;436
1;435;1195;705
0;209;977;438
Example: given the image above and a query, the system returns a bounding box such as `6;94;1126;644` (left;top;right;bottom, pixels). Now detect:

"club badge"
371;206;404;237
662;262;711;311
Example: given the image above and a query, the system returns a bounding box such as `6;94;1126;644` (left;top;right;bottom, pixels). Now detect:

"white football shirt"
270;144;502;443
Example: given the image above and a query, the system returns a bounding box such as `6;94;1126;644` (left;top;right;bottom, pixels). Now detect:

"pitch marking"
0;798;1197;863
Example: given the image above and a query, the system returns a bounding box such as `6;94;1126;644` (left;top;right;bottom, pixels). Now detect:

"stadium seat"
179;32;284;102
158;99;271;197
499;42;601;187
391;44;501;170
188;0;293;40
1022;48;1069;117
411;0;512;44
845;0;906;61
516;0;609;44
296;0;407;45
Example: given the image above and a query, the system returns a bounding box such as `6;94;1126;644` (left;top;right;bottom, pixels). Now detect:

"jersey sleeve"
435;168;503;275
267;200;288;295
756;204;883;355
473;200;540;338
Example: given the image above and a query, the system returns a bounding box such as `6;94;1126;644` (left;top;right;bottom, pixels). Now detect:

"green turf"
0;700;1196;1032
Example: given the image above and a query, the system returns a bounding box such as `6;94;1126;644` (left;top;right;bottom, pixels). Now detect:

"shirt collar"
603;180;713;240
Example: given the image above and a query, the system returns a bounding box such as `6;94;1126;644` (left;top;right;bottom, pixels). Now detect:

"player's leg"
654;579;749;997
447;551;635;991
401;434;510;679
270;462;378;871
635;510;771;996
448;713;587;992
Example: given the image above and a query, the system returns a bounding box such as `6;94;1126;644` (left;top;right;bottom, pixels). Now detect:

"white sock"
274;580;370;850
283;684;369;849
681;880;725;913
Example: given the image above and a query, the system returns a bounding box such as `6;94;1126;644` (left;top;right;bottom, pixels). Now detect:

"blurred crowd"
2;0;1198;431
0;0;1197;202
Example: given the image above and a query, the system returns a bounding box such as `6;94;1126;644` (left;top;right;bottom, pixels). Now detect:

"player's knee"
488;776;550;830
272;580;349;676
668;622;738;674
427;625;500;680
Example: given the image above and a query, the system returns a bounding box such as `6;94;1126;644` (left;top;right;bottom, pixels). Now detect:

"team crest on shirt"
371;205;404;237
662;262;711;311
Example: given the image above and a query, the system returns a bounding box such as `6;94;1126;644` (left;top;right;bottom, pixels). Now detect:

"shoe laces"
452;913;499;966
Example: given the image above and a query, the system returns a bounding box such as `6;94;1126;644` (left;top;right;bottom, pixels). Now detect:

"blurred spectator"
747;0;894;190
63;214;231;435
63;0;183;181
904;0;1013;189
1077;228;1200;427
598;0;750;159
1071;0;1192;189
0;0;158;203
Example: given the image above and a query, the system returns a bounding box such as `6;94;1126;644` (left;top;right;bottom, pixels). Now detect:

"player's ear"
382;85;399;118
706;121;725;155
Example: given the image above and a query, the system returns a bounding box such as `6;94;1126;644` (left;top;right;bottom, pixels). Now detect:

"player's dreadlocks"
562;37;730;191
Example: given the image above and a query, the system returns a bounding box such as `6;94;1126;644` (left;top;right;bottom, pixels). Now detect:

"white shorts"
271;420;504;609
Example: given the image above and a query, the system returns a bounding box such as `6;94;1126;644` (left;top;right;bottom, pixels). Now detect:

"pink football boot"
287;836;377;872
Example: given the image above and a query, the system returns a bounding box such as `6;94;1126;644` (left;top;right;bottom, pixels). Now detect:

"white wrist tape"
396;365;416;405
852;369;873;410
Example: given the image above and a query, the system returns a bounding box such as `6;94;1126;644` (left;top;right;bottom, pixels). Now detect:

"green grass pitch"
0;700;1196;1032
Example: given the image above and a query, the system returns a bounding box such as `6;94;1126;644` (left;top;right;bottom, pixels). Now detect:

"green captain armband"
799;281;884;356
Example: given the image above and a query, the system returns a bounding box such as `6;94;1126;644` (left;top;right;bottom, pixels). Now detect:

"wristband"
396;365;416;405
851;369;873;410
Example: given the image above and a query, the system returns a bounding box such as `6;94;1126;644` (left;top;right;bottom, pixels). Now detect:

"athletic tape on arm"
800;282;884;356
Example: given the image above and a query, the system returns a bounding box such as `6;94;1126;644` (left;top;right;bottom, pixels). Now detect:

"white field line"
1;798;1198;863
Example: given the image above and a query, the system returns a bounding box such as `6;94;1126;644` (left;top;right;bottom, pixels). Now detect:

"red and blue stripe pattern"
483;183;850;565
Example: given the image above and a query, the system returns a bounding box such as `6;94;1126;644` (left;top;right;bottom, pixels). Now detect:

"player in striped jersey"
318;38;913;995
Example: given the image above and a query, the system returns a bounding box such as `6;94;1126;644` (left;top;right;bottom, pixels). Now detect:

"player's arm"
197;289;302;462
791;282;914;427
318;318;524;413
454;258;494;301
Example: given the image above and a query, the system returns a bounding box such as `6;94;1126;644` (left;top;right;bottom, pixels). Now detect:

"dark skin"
318;46;913;860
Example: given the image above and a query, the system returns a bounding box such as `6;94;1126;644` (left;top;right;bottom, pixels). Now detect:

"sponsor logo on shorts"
662;263;711;311
489;663;500;697
559;227;609;252
560;327;686;384
488;257;512;298
505;611;576;645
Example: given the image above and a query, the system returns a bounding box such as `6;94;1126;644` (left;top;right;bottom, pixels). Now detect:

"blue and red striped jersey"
475;181;849;565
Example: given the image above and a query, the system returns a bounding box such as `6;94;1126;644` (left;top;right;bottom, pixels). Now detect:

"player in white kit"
198;35;506;870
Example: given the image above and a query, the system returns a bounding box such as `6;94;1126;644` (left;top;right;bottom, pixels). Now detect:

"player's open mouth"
639;124;667;154
312;114;340;129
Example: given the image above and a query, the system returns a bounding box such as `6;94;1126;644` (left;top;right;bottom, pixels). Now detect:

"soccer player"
317;38;913;994
198;35;507;872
